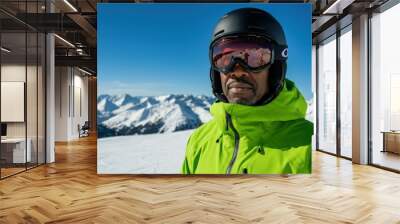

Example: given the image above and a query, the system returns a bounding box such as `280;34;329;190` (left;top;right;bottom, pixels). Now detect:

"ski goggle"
210;36;287;74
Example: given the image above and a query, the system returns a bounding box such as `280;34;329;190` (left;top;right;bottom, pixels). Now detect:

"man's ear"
210;68;228;102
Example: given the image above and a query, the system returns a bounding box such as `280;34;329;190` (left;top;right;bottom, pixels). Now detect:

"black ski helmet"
209;8;288;105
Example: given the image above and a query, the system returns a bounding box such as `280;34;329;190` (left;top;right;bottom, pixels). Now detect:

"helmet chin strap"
253;81;283;106
252;63;285;106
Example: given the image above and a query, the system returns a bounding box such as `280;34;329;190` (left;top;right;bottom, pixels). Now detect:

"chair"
79;121;90;138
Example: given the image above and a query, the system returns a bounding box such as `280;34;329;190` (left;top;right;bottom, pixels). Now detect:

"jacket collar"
210;79;308;133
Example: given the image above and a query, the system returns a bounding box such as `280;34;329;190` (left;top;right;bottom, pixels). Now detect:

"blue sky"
98;3;312;100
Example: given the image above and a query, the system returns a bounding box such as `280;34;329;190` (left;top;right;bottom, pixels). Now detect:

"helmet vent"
214;29;224;37
248;25;265;32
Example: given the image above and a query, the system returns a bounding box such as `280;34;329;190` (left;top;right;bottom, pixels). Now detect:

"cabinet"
382;132;400;154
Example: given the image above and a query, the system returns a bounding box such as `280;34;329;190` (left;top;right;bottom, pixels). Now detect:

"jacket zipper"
226;113;240;174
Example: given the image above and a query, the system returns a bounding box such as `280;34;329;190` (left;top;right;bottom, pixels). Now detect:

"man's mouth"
228;82;253;90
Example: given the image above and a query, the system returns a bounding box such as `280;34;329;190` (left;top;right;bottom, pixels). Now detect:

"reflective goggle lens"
212;37;273;70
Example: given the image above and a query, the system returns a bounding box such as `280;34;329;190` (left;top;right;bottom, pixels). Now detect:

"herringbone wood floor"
1;134;400;224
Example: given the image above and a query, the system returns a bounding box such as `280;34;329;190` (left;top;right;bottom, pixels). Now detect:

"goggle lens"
212;37;273;71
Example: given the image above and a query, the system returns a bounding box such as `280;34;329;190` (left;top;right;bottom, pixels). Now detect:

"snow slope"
98;129;193;174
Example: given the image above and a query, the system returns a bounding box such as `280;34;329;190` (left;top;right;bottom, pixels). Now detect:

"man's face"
220;65;269;105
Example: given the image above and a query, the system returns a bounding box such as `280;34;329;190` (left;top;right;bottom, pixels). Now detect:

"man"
182;8;313;174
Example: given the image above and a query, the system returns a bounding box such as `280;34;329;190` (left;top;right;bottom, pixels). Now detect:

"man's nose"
228;64;249;78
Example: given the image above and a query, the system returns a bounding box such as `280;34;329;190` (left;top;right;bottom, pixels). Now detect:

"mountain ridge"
97;94;215;138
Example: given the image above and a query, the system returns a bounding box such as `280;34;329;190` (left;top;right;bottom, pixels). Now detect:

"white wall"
55;66;69;141
72;73;89;138
55;67;89;141
1;64;36;136
1;63;46;164
1;82;25;122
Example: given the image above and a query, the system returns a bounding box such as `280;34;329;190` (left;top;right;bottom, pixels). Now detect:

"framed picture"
97;3;312;174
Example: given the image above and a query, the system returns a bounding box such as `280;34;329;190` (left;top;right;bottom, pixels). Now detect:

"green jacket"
182;79;313;174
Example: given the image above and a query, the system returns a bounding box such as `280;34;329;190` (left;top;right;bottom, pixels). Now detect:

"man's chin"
227;97;255;105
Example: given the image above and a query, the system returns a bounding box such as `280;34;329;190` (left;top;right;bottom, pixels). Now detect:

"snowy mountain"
97;94;315;138
97;94;215;138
